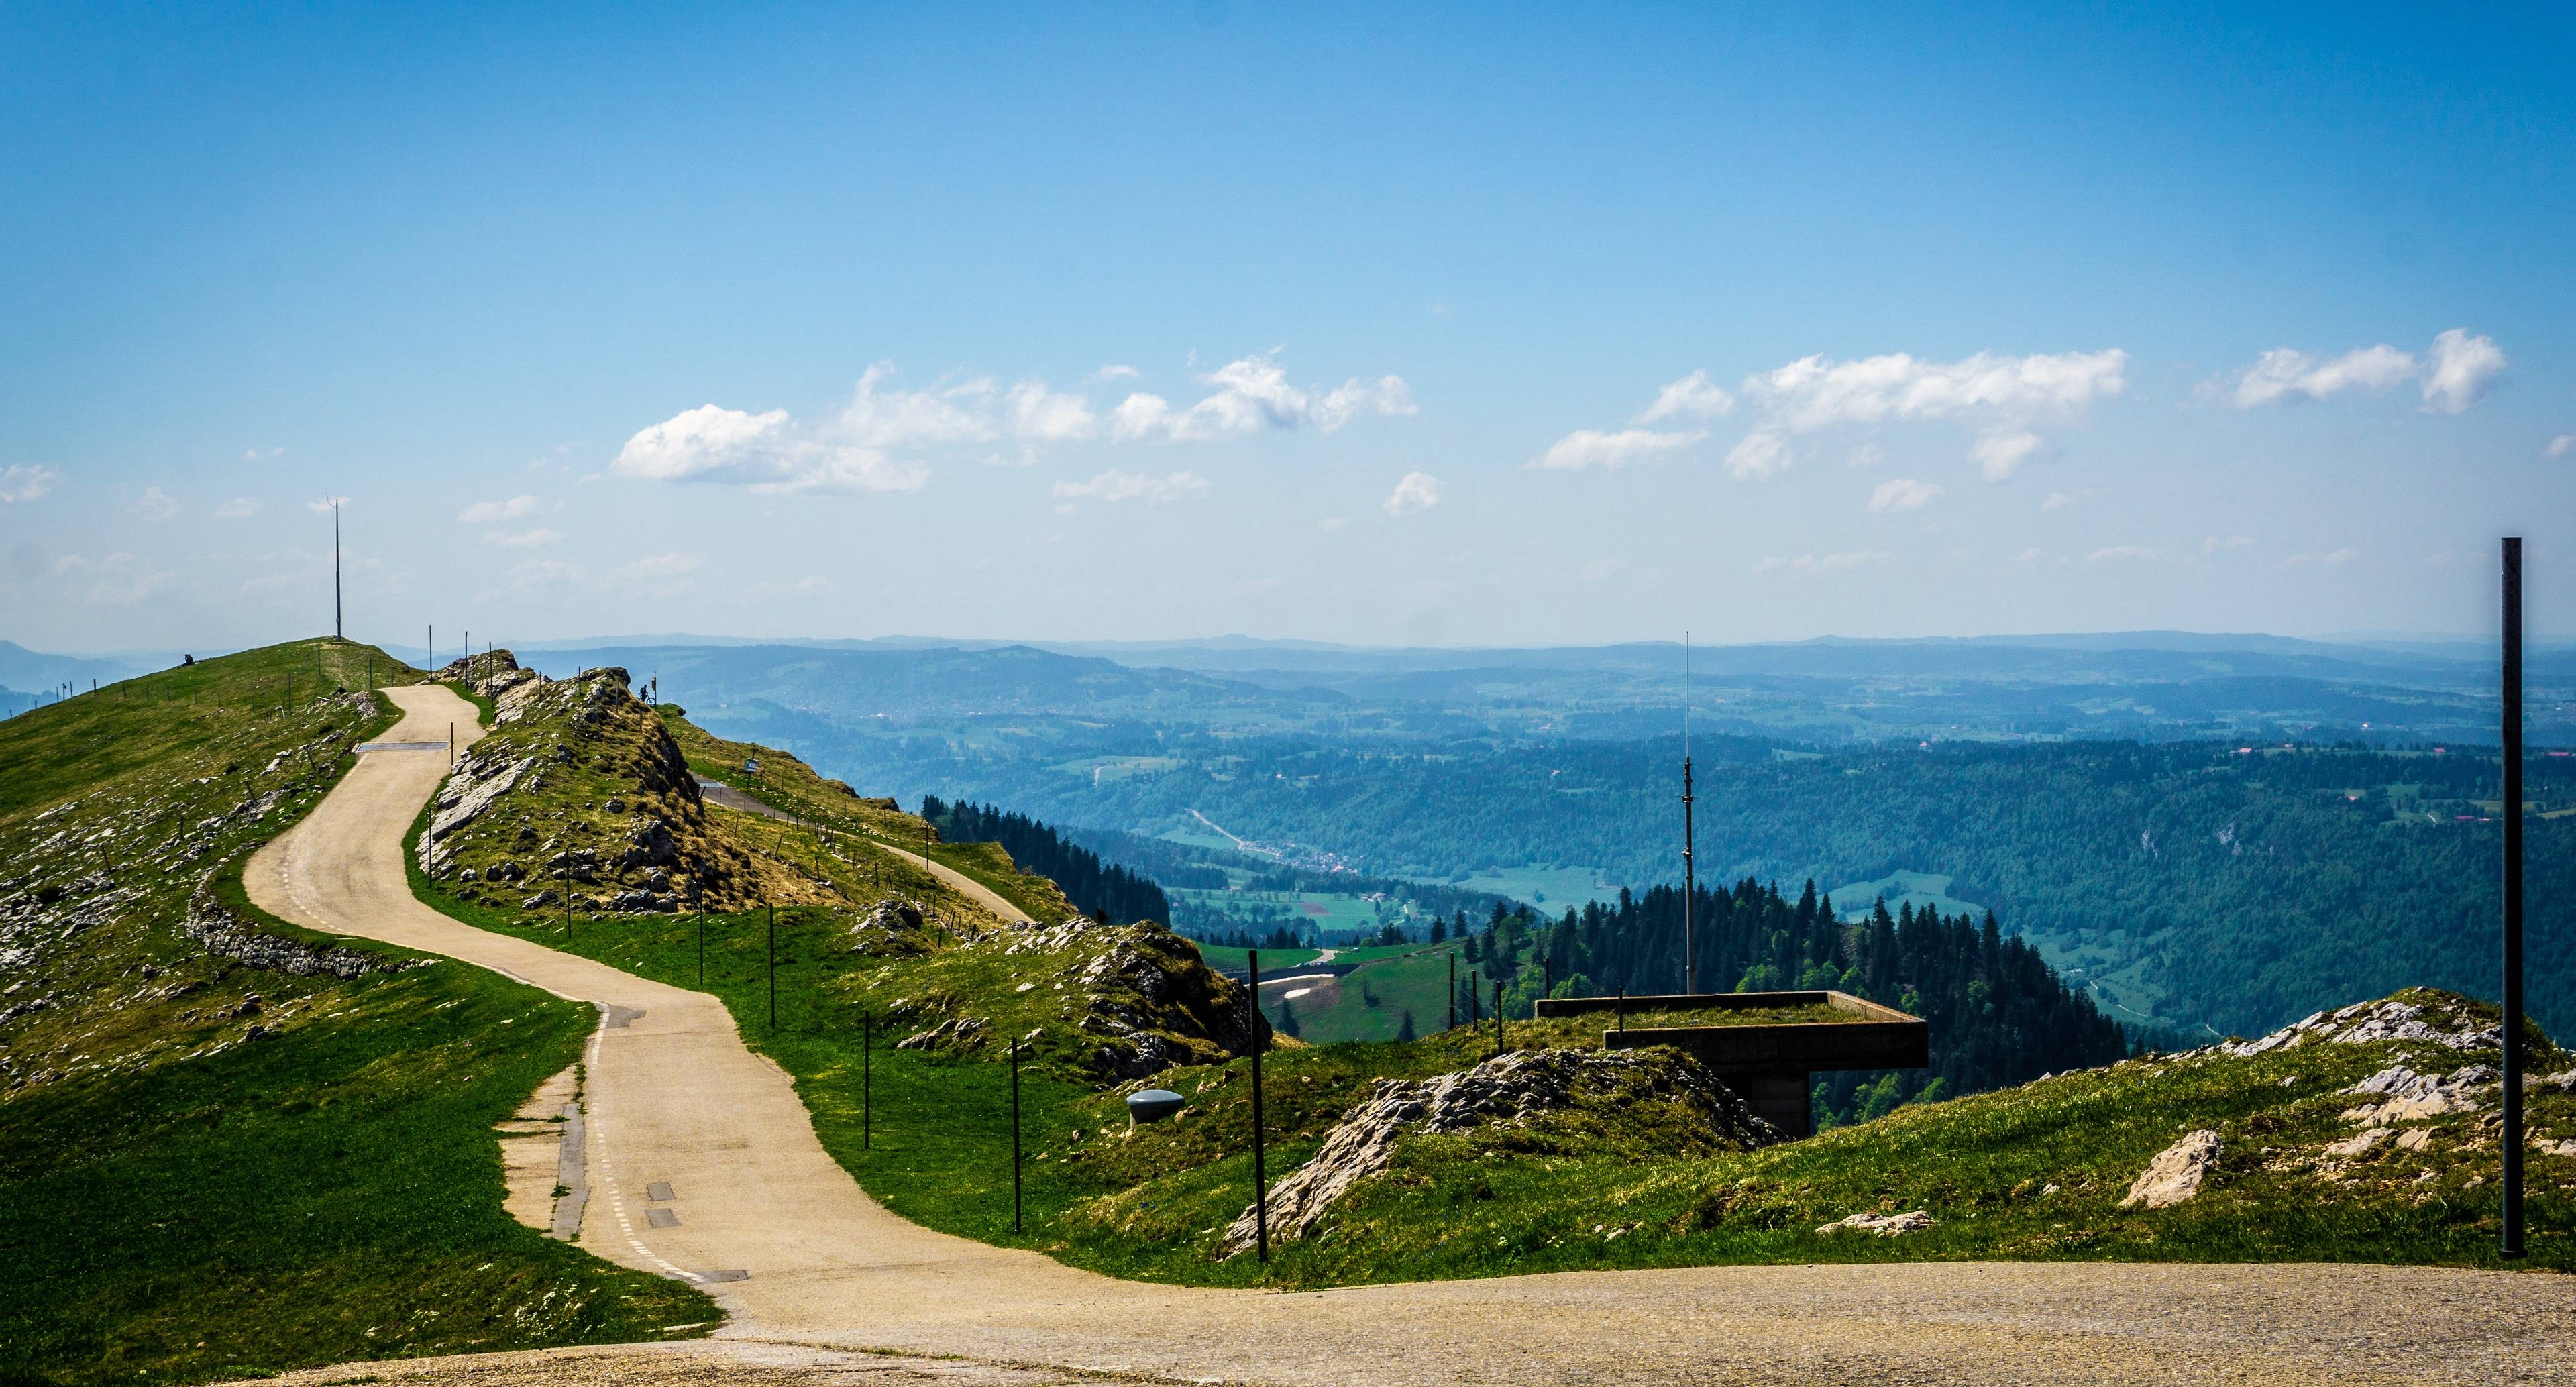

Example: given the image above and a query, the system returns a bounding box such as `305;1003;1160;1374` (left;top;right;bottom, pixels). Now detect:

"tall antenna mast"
1683;631;1696;994
331;498;343;641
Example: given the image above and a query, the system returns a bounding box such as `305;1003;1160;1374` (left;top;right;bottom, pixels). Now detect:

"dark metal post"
1493;979;1503;1056
863;1011;872;1150
1010;1038;1024;1234
2503;536;2526;1258
332;498;341;642
696;907;705;985
1448;950;1456;1031
1684;632;1696;995
1248;948;1268;1262
767;903;777;1033
1470;971;1481;1025
1617;985;1626;1034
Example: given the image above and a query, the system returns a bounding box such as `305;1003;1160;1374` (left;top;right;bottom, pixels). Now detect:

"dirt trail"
243;685;2576;1386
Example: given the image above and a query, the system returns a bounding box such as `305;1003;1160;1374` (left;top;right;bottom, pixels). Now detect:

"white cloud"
1725;347;2124;483
1802;551;1888;569
2015;547;2045;563
2282;548;2362;568
127;486;178;521
1723;431;1793;480
213;498;260;520
1635;370;1735;423
1051;469;1211;504
1383;471;1443;517
2224;344;2417;407
1743;349;2129;433
459;494;541;524
838;365;1010;448
2218;329;2505;414
2547;433;2573;459
2203;534;2256;552
1091;364;1140;383
511;558;586;588
2088;545;2156;563
2422;329;2506;414
1108;355;1414;443
1868;478;1943;512
483;527;562;549
611;403;927;494
1318;516;1348;531
1004;378;1097;443
1;464;62;504
1970;430;2043;482
1847;443;1886;469
1536;428;1703;471
2041;491;2076;512
614;551;702;581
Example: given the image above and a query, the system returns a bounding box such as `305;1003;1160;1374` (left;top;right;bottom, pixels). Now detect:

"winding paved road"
244;684;2576;1386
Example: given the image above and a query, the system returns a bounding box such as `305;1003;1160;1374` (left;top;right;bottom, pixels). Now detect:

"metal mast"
2503;536;2525;1258
331;498;343;641
1683;632;1696;995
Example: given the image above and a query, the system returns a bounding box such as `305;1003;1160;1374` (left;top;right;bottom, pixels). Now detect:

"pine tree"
1397;1009;1417;1041
1276;1000;1301;1037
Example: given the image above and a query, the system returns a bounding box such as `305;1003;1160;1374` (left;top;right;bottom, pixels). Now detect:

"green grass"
1825;869;1986;923
0;640;713;1386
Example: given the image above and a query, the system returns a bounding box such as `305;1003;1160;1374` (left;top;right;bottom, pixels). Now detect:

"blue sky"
2;3;2570;653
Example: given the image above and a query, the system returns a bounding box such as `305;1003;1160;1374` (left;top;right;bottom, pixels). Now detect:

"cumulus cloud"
2218;329;2504;414
2547;433;2573;459
1108;355;1414;443
2041;491;2076;512
1725;347;2125;483
483;527;562;549
2015;547;2045;563
2225;344;2417;407
1724;431;1793;480
1970;430;2043;482
1;465;62;504
2087;545;2156;563
612;403;926;494
1635;370;1735;423
1869;478;1943;512
213;498;260;520
131;486;178;522
459;494;541;524
2422;329;2506;414
1383;471;1443;517
1537;428;1703;471
1051;469;1211;504
1743;349;2129;432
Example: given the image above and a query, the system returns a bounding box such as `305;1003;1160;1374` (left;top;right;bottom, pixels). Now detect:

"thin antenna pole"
2502;536;2525;1258
1683;632;1696;995
332;499;343;642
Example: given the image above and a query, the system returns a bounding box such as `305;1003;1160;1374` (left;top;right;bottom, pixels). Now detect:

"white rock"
1816;1210;1937;1236
2121;1129;2222;1209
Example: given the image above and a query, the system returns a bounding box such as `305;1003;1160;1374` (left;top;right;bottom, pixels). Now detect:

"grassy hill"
0;641;712;1387
398;673;2576;1287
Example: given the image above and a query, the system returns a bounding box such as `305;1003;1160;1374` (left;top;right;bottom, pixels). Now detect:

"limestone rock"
1220;1047;1777;1256
1816;1210;1937;1236
2121;1129;2222;1209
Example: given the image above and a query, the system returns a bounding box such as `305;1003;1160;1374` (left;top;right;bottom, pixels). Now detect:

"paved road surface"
243;684;2576;1386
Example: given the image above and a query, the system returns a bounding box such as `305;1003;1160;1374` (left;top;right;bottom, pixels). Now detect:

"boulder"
2120;1129;2222;1209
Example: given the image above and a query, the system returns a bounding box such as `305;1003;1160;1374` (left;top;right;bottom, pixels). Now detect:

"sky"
2;2;2571;655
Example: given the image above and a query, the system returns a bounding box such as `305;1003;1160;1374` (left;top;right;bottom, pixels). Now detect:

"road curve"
692;775;1033;924
245;685;2576;1386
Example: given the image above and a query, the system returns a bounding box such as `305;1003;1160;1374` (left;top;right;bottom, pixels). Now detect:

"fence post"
767;903;777;1033
1493;978;1503;1058
1249;948;1268;1263
863;1011;873;1150
1448;950;1456;1031
696;906;705;985
1010;1037;1024;1234
2502;535;2526;1259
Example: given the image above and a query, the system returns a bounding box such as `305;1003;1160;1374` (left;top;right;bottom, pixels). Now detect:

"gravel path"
237;685;2576;1386
694;775;1033;923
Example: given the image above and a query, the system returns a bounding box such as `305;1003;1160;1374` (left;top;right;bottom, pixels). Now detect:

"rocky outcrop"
2120;1129;2222;1209
1220;1047;1778;1255
1817;1210;1937;1236
2220;995;2501;1058
417;750;535;873
2339;1062;2496;1125
182;867;414;980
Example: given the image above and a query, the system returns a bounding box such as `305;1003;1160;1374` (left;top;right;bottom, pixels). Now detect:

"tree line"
919;795;1171;927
